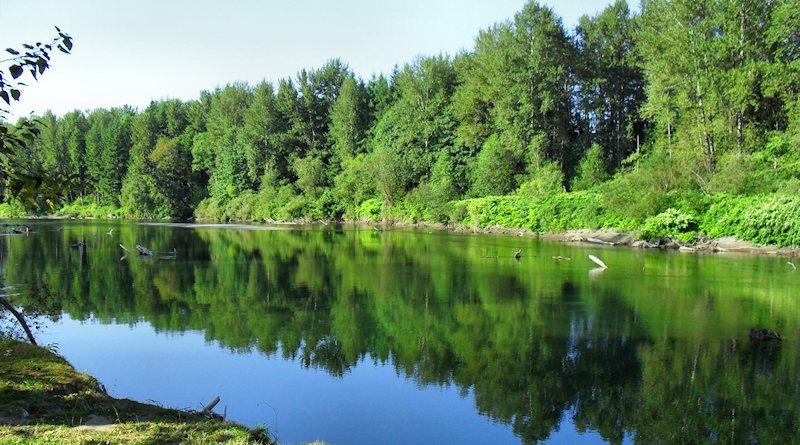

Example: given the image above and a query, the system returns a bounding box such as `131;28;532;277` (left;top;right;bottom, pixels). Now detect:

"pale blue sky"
1;0;628;119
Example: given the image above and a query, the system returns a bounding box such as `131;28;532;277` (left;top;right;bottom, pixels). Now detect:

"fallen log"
586;237;614;246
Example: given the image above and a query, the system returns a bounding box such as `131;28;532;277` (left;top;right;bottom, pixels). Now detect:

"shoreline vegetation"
7;189;800;257
0;339;326;445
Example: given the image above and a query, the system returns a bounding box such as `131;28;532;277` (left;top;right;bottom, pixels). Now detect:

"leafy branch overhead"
0;27;89;210
0;26;73;108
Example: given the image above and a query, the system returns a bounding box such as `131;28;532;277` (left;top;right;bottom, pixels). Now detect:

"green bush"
571;144;610;191
194;197;222;220
356;198;383;221
527;192;606;232
698;194;760;238
449;192;618;232
55;197;123;219
222;190;256;221
0;201;26;217
738;195;800;247
455;196;532;229
640;208;698;240
402;182;453;223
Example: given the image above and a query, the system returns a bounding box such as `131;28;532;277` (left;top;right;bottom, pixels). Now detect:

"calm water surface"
3;220;798;445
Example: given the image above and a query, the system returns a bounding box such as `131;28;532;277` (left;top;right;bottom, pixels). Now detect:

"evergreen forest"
4;0;800;246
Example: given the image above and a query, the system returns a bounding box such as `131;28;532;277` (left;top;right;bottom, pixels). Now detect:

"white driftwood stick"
588;254;608;269
119;244;132;254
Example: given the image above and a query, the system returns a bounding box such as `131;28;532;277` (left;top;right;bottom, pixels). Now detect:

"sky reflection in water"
44;315;623;445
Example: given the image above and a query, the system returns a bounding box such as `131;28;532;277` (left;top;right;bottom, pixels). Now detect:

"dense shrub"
527;192;606;232
356;198;382;221
55;197;124;218
640;208;697;240
449;192;618;232
0;201;26;217
738;196;800;247
699;194;761;238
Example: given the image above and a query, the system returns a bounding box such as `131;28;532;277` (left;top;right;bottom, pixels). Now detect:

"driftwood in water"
160;248;178;260
552;256;571;261
750;327;781;342
0;297;37;345
588;254;607;269
135;244;154;256
201;396;223;420
514;250;522;260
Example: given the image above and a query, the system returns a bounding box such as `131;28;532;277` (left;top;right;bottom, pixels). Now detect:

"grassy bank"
0;339;323;445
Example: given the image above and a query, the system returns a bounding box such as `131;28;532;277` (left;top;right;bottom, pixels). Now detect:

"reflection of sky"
41;314;630;445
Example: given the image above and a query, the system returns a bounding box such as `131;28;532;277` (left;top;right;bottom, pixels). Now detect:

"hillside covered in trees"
4;0;800;246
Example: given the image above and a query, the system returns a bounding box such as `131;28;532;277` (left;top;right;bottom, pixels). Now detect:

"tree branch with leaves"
0;27;91;209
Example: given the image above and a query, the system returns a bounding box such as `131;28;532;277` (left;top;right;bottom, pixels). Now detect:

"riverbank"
388;221;800;257
0;339;324;445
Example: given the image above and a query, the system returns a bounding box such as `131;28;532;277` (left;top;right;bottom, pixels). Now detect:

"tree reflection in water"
3;222;799;444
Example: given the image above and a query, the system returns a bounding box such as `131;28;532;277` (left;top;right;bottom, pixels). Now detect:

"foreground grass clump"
0;339;296;444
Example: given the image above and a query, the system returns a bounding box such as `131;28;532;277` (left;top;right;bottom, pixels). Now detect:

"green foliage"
0;200;24;217
517;159;565;198
356;198;382;221
451;192;611;232
332;154;376;219
699;194;760;238
600;149;692;224
640;208;698;240
527;191;611;232
468;134;521;198
454;196;532;229
575;1;645;171
570;144;610;191
738;195;800;247
56;196;123;218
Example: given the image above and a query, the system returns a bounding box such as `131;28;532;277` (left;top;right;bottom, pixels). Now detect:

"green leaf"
5;48;19;55
0;91;8;105
64;38;73;51
36;58;48;74
9;64;23;79
10;89;20;101
57;45;69;54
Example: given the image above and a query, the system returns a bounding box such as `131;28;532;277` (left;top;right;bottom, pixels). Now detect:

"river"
2;220;798;445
